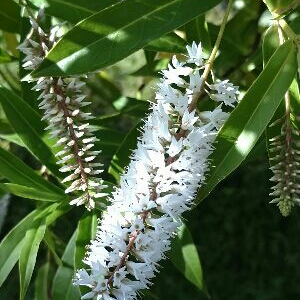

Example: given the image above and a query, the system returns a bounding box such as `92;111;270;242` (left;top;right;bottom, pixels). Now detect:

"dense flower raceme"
18;9;106;210
269;107;300;216
73;42;239;300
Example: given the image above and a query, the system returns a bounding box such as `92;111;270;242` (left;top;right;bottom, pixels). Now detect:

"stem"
189;0;234;111
52;79;91;204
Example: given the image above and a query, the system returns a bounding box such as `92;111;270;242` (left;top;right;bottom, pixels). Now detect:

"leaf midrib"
50;0;94;14
51;0;180;63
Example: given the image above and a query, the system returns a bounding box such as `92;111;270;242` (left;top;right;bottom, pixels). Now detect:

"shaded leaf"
108;122;141;182
0;87;60;177
19;219;47;300
34;262;52;300
0;203;68;287
0;48;15;64
29;0;119;24
52;230;80;300
145;32;186;53
0;147;63;195
75;212;97;271
0;0;20;33
185;14;211;54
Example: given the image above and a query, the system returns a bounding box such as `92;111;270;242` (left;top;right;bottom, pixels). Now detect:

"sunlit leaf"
32;0;223;76
196;40;297;203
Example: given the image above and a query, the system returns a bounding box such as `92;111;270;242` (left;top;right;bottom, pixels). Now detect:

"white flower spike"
74;42;238;299
18;8;106;210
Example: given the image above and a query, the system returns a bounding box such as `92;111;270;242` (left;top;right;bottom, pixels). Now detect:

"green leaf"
262;25;280;65
0;203;68;287
75;212;97;271
94;127;125;157
34;262;52;300
32;0;223;77
0;48;14;64
0;147;63;195
108;122;141;182
263;0;300;14
29;0;119;24
19;219;47;300
0;133;25;147
0;183;66;202
145;32;186;53
185;14;211;54
52;230;81;300
0;87;60;177
170;224;207;294
0;0;20;33
196;40;297;204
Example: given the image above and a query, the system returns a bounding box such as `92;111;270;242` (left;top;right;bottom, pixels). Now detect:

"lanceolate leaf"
262;25;280;65
75;212;97;271
19;219;47;300
0;147;63;195
0;183;66;202
0;87;60;177
263;0;300;14
145;32;186;53
29;0;119;24
52;230;81;300
32;0;223;77
0;203;68;287
0;48;14;64
34;262;51;300
196;40;297;204
170;224;207;294
0;0;20;33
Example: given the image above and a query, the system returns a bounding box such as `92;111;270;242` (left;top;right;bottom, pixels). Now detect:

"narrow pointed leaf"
19;219;47;300
0;147;63;195
32;0;222;77
0;0;20;33
0;87;60;177
0;183;66;202
196;40;297;203
145;32;186;53
0;203;67;287
170;223;207;294
75;213;97;271
52;230;81;300
34;262;51;300
29;0;119;24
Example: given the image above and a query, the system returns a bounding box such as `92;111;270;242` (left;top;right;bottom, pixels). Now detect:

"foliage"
0;0;300;299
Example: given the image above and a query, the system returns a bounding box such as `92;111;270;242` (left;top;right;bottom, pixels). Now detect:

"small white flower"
186;41;203;66
19;8;106;211
74;42;238;299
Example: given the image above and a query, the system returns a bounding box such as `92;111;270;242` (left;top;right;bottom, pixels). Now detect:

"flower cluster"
73;42;238;299
18;8;106;210
269;110;300;216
